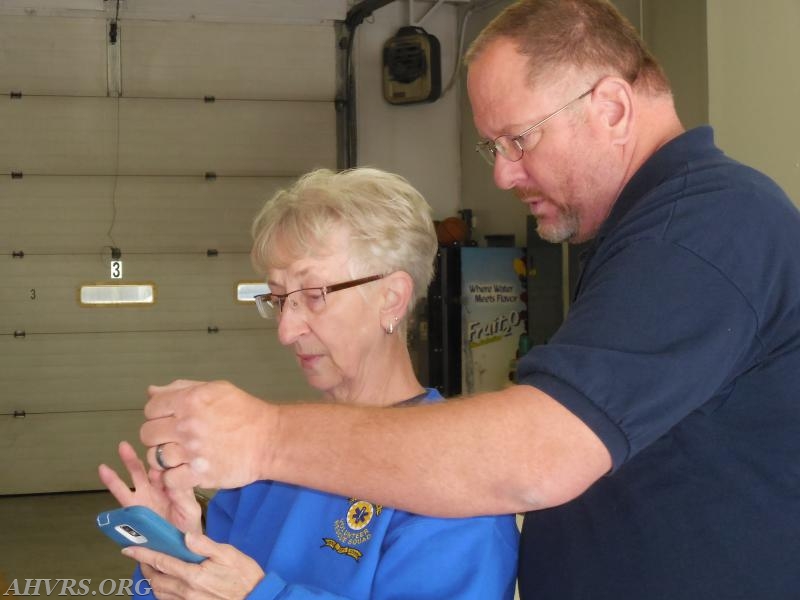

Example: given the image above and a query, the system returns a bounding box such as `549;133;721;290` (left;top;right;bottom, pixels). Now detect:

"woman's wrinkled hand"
124;532;265;600
98;440;202;535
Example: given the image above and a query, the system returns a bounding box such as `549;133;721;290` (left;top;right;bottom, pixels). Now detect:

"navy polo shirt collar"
596;126;719;242
573;127;720;298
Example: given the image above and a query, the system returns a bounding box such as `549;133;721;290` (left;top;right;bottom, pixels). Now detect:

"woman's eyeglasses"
254;274;385;319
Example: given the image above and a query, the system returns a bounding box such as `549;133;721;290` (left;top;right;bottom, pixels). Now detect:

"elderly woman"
99;167;519;599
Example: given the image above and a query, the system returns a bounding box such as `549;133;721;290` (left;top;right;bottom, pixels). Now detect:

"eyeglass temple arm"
475;86;596;151
324;274;385;294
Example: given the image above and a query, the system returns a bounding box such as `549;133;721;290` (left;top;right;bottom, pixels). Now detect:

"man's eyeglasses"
475;87;595;165
254;274;385;319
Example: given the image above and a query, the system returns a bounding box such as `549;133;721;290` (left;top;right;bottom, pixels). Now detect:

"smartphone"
96;505;206;564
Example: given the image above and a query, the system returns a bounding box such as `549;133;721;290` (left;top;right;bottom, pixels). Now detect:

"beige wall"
355;1;462;221
643;0;708;129
707;0;800;206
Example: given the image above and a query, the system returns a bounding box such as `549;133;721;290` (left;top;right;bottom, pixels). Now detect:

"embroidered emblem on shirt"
321;538;363;561
321;499;383;562
346;500;374;530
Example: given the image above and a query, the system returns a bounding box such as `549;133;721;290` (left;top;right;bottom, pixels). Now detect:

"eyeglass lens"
253;274;385;319
256;288;326;319
475;87;594;166
476;136;525;165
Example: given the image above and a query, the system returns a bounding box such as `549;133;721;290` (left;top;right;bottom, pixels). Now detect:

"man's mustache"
513;188;541;200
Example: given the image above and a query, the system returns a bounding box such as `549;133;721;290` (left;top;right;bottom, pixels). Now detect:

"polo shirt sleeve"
517;238;759;470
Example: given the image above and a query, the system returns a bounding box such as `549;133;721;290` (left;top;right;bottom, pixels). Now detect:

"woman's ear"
379;271;414;324
591;76;634;146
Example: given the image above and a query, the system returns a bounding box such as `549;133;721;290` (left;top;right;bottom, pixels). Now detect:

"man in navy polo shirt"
140;1;800;597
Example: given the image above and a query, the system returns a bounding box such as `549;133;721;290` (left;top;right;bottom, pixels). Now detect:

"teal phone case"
96;505;205;564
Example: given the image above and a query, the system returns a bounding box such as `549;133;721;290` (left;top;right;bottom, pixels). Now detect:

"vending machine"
423;245;527;396
419;216;578;396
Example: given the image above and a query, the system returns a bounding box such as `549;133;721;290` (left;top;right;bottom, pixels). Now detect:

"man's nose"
493;154;526;191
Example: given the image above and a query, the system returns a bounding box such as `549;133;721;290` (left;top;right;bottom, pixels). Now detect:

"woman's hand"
123;533;265;600
98;440;202;535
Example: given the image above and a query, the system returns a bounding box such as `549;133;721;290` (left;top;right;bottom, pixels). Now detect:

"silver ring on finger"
155;443;171;470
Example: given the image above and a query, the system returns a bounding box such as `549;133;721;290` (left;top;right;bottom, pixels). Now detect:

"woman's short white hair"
251;167;438;308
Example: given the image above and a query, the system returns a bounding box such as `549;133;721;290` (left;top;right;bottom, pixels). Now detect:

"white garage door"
0;0;346;494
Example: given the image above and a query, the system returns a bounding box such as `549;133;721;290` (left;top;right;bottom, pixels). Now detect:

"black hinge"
13;330;26;338
13;410;26;418
207;326;219;334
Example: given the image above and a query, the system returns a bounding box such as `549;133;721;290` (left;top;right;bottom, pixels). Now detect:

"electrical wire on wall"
105;0;122;259
442;0;505;96
106;95;120;252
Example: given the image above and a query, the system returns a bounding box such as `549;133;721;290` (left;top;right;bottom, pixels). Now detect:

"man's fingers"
144;380;202;419
161;463;203;490
140;415;178;448
148;441;187;472
148;379;202;395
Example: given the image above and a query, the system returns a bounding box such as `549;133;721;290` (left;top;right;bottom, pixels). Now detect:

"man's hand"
140;379;278;490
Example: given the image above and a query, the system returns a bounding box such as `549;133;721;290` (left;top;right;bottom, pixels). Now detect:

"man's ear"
591;76;634;146
379;271;414;323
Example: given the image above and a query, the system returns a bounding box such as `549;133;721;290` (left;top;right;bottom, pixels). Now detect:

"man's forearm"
266;385;611;517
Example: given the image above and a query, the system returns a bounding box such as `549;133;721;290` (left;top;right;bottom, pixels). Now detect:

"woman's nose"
276;304;309;345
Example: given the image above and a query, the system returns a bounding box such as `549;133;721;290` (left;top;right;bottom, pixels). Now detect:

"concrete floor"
0;491;134;597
